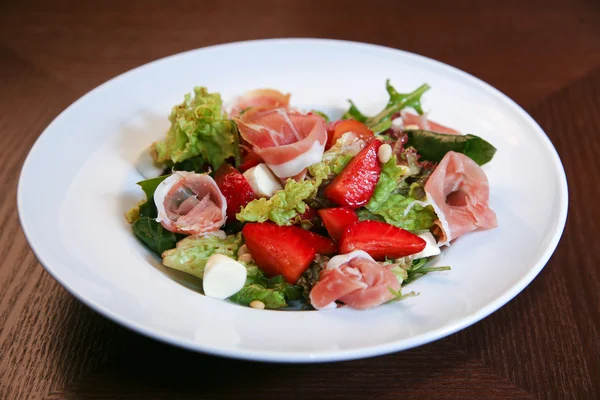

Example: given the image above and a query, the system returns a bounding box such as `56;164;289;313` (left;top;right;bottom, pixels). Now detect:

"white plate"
18;39;568;363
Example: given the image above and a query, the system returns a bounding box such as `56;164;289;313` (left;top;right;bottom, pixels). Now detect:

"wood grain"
0;1;598;399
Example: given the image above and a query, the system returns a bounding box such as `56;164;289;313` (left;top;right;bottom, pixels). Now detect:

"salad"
127;81;497;310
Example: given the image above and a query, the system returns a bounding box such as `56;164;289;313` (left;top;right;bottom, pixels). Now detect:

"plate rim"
17;38;569;363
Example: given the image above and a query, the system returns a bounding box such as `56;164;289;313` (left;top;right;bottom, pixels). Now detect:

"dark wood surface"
1;1;598;399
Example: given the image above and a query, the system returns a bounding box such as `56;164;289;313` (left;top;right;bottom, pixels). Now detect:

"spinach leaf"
137;175;169;218
172;155;207;173
405;130;497;165
132;217;180;256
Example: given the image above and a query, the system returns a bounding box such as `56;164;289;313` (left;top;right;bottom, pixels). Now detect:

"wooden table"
1;1;598;399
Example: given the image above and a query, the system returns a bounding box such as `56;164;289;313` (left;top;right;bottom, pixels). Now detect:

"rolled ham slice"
229;89;291;118
154;172;227;235
309;250;400;310
401;111;461;135
235;108;327;178
424;151;497;242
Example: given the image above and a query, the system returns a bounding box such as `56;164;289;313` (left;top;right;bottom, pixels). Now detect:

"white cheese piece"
391;117;403;130
410;232;441;260
202;254;247;300
136;146;165;179
243;163;283;198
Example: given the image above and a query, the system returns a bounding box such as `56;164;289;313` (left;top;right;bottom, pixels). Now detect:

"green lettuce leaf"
236;179;316;225
405;130;497;166
132;217;180;256
365;193;436;231
363;156;436;231
153;87;237;169
229;264;303;309
162;233;242;279
366;156;406;211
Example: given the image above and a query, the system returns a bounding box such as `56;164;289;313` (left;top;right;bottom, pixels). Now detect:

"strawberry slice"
296;229;337;255
324;139;383;208
242;223;317;284
339;220;426;260
318;207;359;242
214;164;256;223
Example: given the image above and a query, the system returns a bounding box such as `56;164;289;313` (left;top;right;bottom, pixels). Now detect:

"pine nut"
405;124;420;130
238;253;253;263
250;300;265;310
237;244;250;256
378;143;392;164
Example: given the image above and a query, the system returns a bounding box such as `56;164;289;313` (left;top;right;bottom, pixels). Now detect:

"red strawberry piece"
317;207;359;242
242;223;317;284
214;164;256;223
339;220;426;260
295;229;337;255
324;139;383;208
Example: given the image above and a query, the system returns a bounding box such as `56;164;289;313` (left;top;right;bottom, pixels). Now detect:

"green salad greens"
125;79;499;311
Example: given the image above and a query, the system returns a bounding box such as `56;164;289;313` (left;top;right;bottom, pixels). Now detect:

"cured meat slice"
235;108;327;178
401;111;461;135
230;89;290;118
309;250;399;310
154;172;227;235
424;151;497;242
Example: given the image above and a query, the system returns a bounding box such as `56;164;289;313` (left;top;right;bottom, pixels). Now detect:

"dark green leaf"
405;258;451;284
365;82;430;128
137;175;169;218
132;217;180;256
341;100;368;122
172;155;208;173
405;130;497;165
309;110;331;122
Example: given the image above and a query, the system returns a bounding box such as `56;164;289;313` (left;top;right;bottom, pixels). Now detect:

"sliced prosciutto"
424;151;497;242
235;108;327;178
401;111;461;135
230;89;290;118
310;250;400;310
154;172;227;235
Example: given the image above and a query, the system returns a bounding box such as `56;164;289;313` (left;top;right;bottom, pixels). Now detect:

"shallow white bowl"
18;39;568;363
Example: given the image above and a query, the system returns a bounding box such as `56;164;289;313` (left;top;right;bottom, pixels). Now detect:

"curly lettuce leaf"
405;129;497;166
236;179;316;225
153;87;237;169
162;233;242;279
229;264;303;309
132;217;181;256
